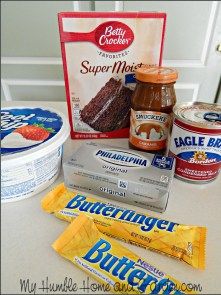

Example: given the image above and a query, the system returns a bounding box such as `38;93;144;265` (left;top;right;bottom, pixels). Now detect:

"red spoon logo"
60;21;134;52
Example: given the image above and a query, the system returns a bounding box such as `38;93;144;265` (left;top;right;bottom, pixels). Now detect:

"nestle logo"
94;21;134;52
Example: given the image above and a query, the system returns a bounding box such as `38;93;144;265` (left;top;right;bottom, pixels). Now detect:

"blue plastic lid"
1;107;70;166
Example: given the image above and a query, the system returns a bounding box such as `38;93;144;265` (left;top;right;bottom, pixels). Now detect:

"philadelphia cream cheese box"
63;142;175;212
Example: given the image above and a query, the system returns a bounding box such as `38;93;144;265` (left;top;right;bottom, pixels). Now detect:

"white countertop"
2;101;221;294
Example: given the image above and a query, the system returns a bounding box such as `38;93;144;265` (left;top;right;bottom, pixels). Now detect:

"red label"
169;151;221;181
94;21;134;52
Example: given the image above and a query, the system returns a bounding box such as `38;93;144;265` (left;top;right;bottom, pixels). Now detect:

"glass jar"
129;66;178;154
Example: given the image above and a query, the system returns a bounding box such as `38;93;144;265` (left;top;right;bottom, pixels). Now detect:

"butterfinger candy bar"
52;214;195;294
42;183;206;269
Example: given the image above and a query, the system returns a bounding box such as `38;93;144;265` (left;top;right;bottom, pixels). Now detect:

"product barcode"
118;180;128;190
160;175;169;183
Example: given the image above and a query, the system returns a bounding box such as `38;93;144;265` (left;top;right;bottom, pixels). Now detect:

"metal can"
169;102;221;183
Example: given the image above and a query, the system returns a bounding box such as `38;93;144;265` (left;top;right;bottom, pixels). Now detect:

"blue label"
203;112;221;122
82;238;184;294
65;195;178;233
125;73;136;84
177;151;221;163
151;155;174;170
95;149;148;168
1;108;63;155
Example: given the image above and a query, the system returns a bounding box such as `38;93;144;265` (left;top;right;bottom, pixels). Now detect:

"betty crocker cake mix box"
58;12;166;139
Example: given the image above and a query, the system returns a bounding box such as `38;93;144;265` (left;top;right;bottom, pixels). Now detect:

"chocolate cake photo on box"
80;78;133;132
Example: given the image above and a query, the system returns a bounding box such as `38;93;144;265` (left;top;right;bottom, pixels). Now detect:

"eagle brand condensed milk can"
169;102;221;183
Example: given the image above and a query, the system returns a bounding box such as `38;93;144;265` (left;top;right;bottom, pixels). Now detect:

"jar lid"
135;66;178;84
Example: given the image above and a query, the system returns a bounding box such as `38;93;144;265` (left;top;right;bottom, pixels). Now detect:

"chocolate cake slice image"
80;78;133;132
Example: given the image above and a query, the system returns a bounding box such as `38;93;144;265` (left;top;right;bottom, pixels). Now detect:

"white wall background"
1;1;221;103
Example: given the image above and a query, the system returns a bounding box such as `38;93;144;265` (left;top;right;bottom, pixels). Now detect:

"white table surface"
2;101;221;294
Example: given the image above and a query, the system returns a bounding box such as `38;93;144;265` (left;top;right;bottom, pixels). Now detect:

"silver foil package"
63;142;175;212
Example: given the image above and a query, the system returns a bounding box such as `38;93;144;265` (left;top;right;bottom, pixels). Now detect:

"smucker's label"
169;119;221;181
129;109;170;151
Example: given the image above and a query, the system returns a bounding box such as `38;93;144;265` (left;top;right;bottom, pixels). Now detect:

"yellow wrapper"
42;183;206;270
53;214;195;294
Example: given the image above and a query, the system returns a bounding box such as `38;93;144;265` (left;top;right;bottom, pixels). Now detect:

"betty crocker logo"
60;21;134;53
94;21;134;52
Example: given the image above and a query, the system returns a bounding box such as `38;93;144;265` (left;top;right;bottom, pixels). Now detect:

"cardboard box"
58;12;166;139
63;142;175;212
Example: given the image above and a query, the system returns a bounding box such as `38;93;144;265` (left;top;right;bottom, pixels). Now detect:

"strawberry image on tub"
2;123;54;149
169;102;221;183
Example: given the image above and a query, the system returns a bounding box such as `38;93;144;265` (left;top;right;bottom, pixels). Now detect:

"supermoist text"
80;61;144;76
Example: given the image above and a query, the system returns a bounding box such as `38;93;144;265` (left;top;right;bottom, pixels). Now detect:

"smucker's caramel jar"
129;66;178;154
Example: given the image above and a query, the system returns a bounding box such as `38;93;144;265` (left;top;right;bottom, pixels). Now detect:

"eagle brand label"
169;118;221;182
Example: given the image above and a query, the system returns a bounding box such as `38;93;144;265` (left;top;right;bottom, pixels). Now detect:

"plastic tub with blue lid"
1;107;70;202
